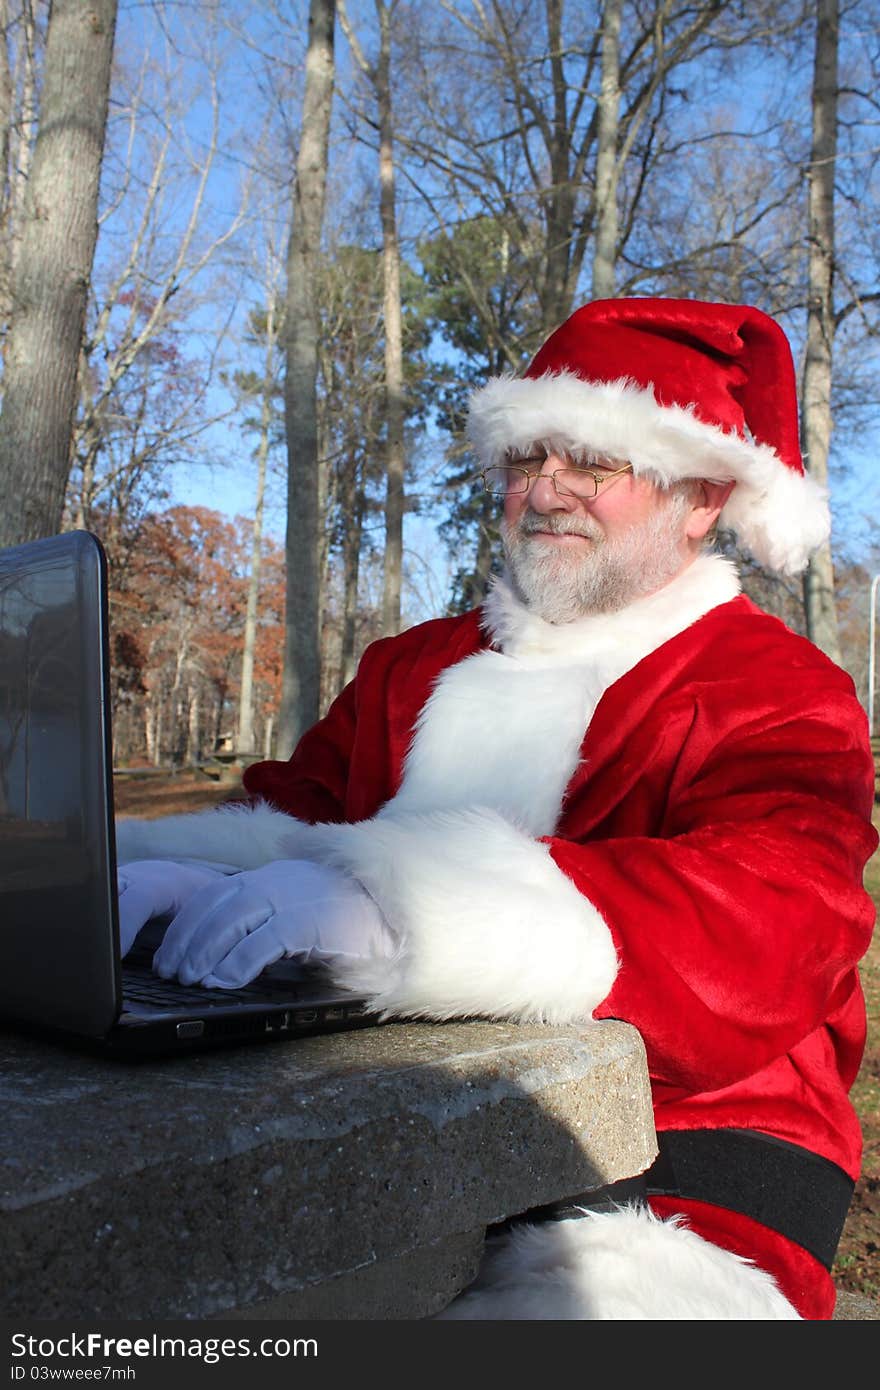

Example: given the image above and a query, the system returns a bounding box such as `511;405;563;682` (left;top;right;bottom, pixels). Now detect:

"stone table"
1;1018;656;1320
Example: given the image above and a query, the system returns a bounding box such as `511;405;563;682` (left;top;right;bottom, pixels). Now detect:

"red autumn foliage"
101;504;284;765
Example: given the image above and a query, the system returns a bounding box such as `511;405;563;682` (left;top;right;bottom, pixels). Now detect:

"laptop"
0;529;377;1056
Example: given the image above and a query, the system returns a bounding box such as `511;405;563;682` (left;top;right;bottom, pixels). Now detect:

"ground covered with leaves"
113;769;238;819
114;772;880;1304
834;810;880;1302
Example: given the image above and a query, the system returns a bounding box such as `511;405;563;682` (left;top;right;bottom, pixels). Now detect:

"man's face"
501;447;699;623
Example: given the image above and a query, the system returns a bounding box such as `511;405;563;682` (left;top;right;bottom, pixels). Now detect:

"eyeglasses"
481;460;634;499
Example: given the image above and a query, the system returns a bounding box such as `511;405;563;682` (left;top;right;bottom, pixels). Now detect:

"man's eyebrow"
569;452;621;469
503;446;624;469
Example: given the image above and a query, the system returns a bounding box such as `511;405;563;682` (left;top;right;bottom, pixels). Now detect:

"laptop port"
295;1009;318;1025
175;1020;205;1039
324;1007;345;1021
264;1012;290;1034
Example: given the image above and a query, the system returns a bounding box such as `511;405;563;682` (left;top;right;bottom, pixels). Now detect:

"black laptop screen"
0;532;120;1036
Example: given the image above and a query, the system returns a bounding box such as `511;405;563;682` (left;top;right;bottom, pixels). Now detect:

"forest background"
0;0;879;1311
2;0;880;767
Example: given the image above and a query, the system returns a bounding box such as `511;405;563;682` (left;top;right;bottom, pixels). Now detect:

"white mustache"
517;513;602;540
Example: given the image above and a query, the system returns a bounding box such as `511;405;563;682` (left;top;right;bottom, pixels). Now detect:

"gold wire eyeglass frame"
480;460;634;499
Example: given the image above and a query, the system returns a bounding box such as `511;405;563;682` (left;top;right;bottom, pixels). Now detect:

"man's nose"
527;456;576;511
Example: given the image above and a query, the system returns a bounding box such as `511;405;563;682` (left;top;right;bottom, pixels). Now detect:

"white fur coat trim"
467;371;830;576
114;797;322;870
436;1204;800;1320
114;555;738;1023
388;554;740;835
116;803;618;1024
314;806;620;1024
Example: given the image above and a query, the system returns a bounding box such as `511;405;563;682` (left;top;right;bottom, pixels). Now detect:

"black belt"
500;1129;854;1271
645;1128;854;1270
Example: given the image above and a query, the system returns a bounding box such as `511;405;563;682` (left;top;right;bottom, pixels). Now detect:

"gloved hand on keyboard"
151;859;395;989
117;859;238;957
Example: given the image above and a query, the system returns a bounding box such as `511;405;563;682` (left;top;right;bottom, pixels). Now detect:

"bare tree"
236;265;282;756
404;1;747;342
338;0;406;635
0;0;42;350
315;239;388;695
278;0;336;750
801;0;841;661
592;0;622;299
398;0;814;367
0;0;118;546
70;12;251;549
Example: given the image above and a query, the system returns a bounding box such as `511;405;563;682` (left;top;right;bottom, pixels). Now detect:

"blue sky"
100;0;880;606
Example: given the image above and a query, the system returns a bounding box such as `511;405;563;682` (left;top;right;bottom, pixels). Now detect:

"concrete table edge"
2;1017;656;1320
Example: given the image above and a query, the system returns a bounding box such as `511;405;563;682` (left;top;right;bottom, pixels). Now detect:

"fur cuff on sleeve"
115;800;322;869
115;800;619;1024
311;807;619;1025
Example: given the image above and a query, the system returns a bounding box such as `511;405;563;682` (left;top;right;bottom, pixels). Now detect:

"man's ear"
685;479;735;542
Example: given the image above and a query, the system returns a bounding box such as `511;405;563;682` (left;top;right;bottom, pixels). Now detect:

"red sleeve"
549;687;877;1095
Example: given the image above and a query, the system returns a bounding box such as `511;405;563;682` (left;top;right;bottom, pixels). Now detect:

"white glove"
152;859;395;989
116;859;239;957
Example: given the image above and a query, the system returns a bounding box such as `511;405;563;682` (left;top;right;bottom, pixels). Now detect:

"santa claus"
116;298;878;1320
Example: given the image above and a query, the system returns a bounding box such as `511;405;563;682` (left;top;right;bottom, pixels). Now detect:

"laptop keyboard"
122;968;297;1009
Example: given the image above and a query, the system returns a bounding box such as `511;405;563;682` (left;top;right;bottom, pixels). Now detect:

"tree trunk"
168;629;188;768
236;292;276;755
541;0;578;330
237;420;267;756
0;0;13;339
375;0;406;635
146;701;161;768
469;510;496;607
1;0;40;349
0;0;118;547
187;686;200;765
11;0;38;262
337;0;406;631
340;473;365;690
801;0;841;663
592;0;622;299
277;0;335;752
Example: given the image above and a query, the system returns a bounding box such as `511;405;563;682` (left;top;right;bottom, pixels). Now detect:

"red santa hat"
466;297;829;575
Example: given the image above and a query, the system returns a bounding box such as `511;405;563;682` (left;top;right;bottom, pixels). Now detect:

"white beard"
502;489;694;624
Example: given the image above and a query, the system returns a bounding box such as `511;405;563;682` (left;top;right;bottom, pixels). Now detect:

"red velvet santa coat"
124;555;877;1317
